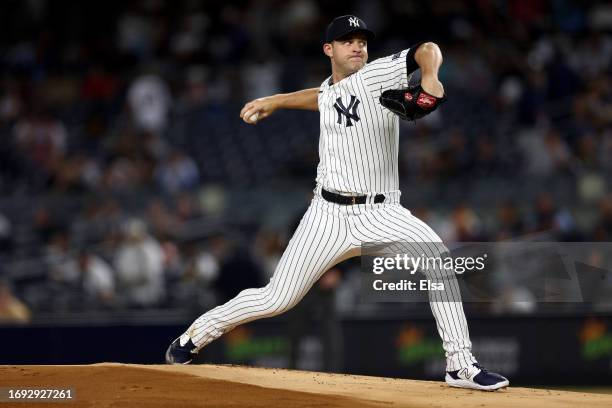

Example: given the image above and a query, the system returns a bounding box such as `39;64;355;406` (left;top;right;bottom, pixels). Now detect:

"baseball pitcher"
166;15;509;391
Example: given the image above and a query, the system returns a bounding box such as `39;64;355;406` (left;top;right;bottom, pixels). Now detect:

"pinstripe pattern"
188;197;353;351
182;48;477;372
316;49;409;194
187;197;476;371
347;203;476;370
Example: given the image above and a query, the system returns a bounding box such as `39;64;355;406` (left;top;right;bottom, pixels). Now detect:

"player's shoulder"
319;76;332;92
363;49;409;71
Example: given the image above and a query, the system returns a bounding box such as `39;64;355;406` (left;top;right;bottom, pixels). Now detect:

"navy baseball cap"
325;15;375;43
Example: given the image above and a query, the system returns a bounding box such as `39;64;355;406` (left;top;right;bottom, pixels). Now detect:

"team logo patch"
404;93;413;101
348;17;360;27
417;92;436;108
334;95;361;127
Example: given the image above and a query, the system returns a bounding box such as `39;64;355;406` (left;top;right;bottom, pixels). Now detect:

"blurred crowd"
1;0;612;319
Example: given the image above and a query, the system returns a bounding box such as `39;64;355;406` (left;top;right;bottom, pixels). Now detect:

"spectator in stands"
155;150;200;193
530;192;578;240
146;199;180;239
592;194;612;241
495;200;525;240
472;135;499;176
576;132;600;170
209;234;263;303
531;192;558;233
127;72;172;136
451;204;487;241
253;227;286;280
114;218;165;308
81;64;120;105
167;240;219;310
13;105;67;175
46;231;79;287
77;250;116;309
175;193;202;223
33;206;62;245
50;154;102;193
115;2;160;60
0;212;13;253
519;126;572;177
101;155;153;192
45;230;87;311
179;66;209;108
0;81;23;125
0;280;31;323
575;75;612;132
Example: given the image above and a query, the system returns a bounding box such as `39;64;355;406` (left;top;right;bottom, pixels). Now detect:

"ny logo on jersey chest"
334;95;361;127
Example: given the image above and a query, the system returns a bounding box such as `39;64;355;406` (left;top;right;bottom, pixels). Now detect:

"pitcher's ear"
323;43;333;58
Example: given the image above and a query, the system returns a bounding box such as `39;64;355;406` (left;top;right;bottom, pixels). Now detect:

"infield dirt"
1;364;611;407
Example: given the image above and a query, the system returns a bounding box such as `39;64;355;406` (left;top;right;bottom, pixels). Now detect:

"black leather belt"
321;188;385;205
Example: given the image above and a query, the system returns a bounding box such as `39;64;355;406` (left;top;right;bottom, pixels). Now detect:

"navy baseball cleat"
165;337;199;364
445;363;509;391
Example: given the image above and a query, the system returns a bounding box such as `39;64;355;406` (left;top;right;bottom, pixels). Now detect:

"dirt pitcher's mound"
0;364;610;408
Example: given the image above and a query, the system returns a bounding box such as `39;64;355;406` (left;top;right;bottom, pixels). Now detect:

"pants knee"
257;282;304;317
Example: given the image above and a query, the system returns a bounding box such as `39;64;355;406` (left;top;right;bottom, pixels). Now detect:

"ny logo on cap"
348;16;360;27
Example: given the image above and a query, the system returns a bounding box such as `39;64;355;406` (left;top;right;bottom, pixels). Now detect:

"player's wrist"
420;76;444;98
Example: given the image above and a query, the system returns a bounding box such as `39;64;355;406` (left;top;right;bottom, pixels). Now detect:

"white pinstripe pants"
186;192;476;371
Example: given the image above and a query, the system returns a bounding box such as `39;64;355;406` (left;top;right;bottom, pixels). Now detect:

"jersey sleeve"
361;48;414;98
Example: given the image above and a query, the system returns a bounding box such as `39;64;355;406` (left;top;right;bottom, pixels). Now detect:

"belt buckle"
352;196;356;205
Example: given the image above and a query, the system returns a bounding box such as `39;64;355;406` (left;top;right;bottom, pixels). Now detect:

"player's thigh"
354;205;460;304
353;204;448;259
354;204;444;243
266;200;352;308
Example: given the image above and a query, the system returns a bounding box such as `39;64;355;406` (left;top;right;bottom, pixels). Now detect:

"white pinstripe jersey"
316;48;412;194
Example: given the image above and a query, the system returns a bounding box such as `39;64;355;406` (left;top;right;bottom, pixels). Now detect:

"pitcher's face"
324;32;369;77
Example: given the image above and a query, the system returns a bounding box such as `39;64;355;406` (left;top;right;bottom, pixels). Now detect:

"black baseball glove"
379;85;447;120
